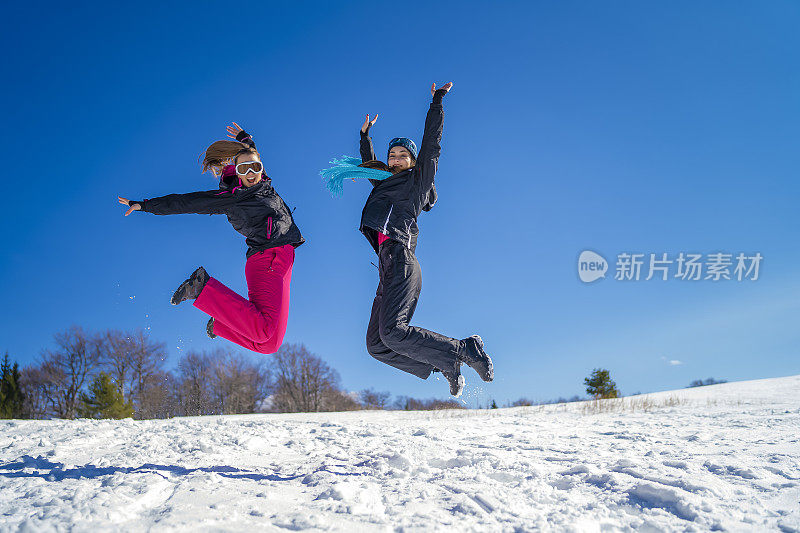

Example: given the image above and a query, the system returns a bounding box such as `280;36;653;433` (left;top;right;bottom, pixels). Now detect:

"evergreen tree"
584;368;620;399
0;354;7;417
78;372;134;419
0;353;25;419
490;399;498;409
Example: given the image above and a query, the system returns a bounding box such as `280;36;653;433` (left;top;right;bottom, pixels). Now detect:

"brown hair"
359;159;390;172
200;140;259;176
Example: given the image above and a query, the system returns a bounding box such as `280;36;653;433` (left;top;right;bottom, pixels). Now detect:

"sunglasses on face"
236;161;264;175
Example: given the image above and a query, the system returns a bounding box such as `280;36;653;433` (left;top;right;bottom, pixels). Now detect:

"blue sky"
1;1;798;406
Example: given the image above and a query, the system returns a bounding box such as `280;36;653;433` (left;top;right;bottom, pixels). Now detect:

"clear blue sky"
1;1;798;406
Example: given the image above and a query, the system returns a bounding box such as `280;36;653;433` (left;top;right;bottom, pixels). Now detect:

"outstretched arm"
118;189;239;216
117;121;256;216
360;114;378;163
416;82;452;193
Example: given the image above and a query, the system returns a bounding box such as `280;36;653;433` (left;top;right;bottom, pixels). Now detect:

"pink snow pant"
194;244;295;354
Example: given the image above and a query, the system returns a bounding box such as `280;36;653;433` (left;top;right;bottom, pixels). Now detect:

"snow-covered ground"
2;376;799;532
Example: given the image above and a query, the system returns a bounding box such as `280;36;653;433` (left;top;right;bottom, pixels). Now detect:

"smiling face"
387;146;414;174
235;152;264;187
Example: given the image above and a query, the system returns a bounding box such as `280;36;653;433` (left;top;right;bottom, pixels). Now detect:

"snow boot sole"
442;364;465;397
462;335;494;382
171;266;210;305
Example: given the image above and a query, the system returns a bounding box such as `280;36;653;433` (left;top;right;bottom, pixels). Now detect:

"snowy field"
1;375;799;532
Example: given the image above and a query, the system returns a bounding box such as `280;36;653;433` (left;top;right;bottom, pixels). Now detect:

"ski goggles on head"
235;160;264;175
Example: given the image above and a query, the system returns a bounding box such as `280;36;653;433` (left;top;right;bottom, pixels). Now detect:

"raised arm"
416;82;452;192
227;121;257;150
360;114;378;163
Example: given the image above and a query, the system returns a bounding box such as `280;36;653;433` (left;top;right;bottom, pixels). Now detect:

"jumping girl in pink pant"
118;123;304;354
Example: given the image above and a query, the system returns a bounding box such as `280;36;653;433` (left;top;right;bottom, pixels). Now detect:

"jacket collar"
219;173;271;192
374;167;413;187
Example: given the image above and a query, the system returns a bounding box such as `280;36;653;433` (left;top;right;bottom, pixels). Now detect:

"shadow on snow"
0;455;364;483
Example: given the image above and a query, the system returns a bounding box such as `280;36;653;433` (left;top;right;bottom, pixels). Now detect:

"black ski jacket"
358;90;445;254
137;131;304;258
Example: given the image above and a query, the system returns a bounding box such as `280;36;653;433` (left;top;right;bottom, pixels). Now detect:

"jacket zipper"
382;205;393;234
267;216;273;239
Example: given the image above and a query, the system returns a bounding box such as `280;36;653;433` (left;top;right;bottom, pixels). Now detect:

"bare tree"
40;326;102;419
102;328;168;418
208;350;271;415
360;388;391;410
136;370;179;419
270;344;341;413
176;351;214;416
126;330;167;412
103;329;133;398
325;389;361;412
19;364;49;419
171;349;272;416
392;395;465;411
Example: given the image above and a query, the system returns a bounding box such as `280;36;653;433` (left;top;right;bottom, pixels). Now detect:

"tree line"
1;326;464;420
2;332;728;420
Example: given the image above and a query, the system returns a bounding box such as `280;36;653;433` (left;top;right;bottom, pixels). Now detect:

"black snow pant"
366;239;463;379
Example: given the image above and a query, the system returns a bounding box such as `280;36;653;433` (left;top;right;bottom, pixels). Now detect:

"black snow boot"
460;335;494;382
206;317;217;339
440;363;465;398
171;266;210;305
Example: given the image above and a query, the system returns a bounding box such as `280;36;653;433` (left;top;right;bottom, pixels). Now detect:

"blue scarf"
319;156;392;197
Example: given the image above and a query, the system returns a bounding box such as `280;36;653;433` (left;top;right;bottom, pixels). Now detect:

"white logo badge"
578;250;607;283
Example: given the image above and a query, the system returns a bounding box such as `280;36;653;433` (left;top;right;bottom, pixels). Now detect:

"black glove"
432;88;448;105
